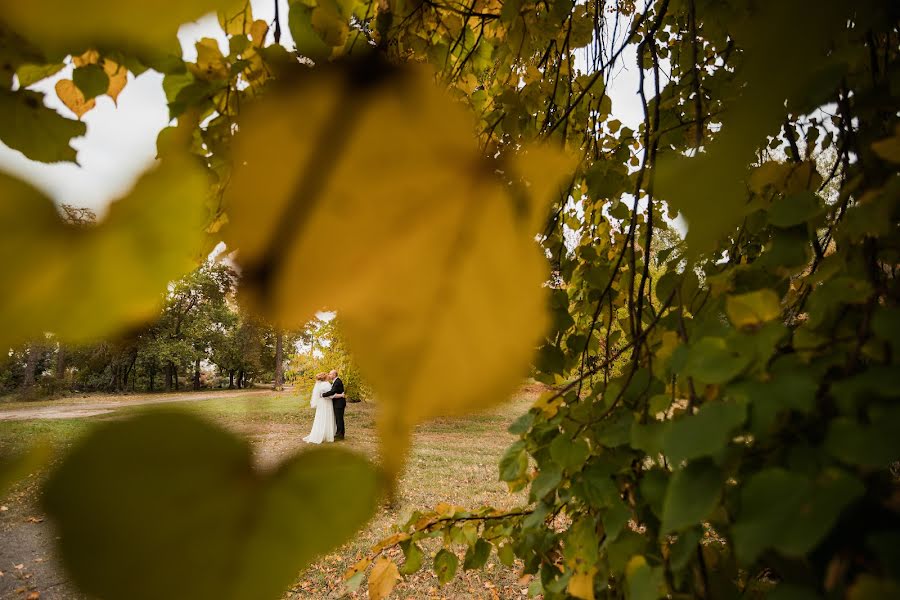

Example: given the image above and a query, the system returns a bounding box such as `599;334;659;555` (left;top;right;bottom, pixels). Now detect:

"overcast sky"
0;2;644;214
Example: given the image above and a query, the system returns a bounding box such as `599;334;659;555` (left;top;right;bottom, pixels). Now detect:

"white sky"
0;2;644;214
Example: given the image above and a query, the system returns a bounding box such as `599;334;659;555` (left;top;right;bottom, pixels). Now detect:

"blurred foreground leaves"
42;410;379;600
0;154;208;349
224;59;572;482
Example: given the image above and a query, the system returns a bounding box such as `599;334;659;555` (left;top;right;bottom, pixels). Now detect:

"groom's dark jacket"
323;378;345;406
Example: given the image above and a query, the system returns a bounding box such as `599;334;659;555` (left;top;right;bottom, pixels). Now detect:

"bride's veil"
309;381;321;408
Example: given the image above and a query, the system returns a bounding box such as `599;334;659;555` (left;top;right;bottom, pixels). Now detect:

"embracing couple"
303;369;347;444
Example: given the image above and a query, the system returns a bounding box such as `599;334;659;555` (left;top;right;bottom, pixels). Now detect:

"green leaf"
768;191;823;228
0;443;51;500
42;410;380;600
399;540;423;575
463;538;492;570
433;548;458;585
625;555;664;600
732;468;864;564
661;459;723;533
529;463;562;502
729;372;816;435
630;420;668;456
669;527;702;572
682;337;753;385
508;412;534;435
602;497;631;542
288;3;332;62
825;414;900;468
663;401;746;465
0;88;85;162
725;289;781;329
72;64;109;100
497;543;515;566
550;435;590;471
499;440;528;482
16;62;65;88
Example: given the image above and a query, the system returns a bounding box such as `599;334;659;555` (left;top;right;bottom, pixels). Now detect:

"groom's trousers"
333;398;346;438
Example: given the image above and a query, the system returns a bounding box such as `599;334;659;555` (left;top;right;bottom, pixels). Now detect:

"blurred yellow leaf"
187;38;230;81
224;60;572;482
55;78;96;117
872;126;900;164
218;3;254;35
0;154;208;349
368;556;400;600
1;0;238;51
567;569;596;600
725;289;782;329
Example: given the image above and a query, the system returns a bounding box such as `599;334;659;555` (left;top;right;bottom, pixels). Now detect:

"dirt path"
0;388;277;421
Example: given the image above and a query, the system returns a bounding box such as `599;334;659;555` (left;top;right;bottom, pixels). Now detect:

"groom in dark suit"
322;369;346;440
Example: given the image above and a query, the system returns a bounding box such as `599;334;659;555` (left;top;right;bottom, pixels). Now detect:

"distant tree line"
1;261;296;398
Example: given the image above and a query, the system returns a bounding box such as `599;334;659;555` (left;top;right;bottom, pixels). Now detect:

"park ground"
0;386;540;599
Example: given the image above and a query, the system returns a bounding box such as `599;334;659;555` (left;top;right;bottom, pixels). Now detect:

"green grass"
0;388;539;599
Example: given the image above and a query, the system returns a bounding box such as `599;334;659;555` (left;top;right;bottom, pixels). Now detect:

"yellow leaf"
655;330;680;363
343;556;372;580
223;60;569;484
102;58;128;103
0;152;208;349
567;569;596;600
72;49;100;67
532;391;563;417
872;126;900;164
218;3;254;35
250;19;269;47
625;555;648;579
725;289;781;329
187;38;230;81
311;3;349;48
55;78;95;118
509;144;576;233
2;0;237;51
368;556;400;600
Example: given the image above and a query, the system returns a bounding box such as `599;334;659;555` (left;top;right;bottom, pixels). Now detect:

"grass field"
0;387;539;599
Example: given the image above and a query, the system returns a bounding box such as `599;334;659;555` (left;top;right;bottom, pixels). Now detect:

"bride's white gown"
303;381;336;444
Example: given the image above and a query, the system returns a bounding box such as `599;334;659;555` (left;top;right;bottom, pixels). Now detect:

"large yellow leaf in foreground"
1;0;237;51
224;60;571;479
0;155;208;349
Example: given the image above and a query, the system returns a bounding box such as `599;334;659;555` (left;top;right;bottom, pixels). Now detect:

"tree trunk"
55;345;66;380
123;354;136;392
149;368;156;392
174;364;179;391
21;343;39;389
229;370;234;389
274;331;284;390
165;362;173;391
193;358;201;390
238;369;245;389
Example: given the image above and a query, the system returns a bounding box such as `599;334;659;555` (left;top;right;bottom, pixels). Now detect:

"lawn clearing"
0;387;539;599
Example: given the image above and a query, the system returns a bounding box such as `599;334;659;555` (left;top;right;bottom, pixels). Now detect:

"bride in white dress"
303;373;336;444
